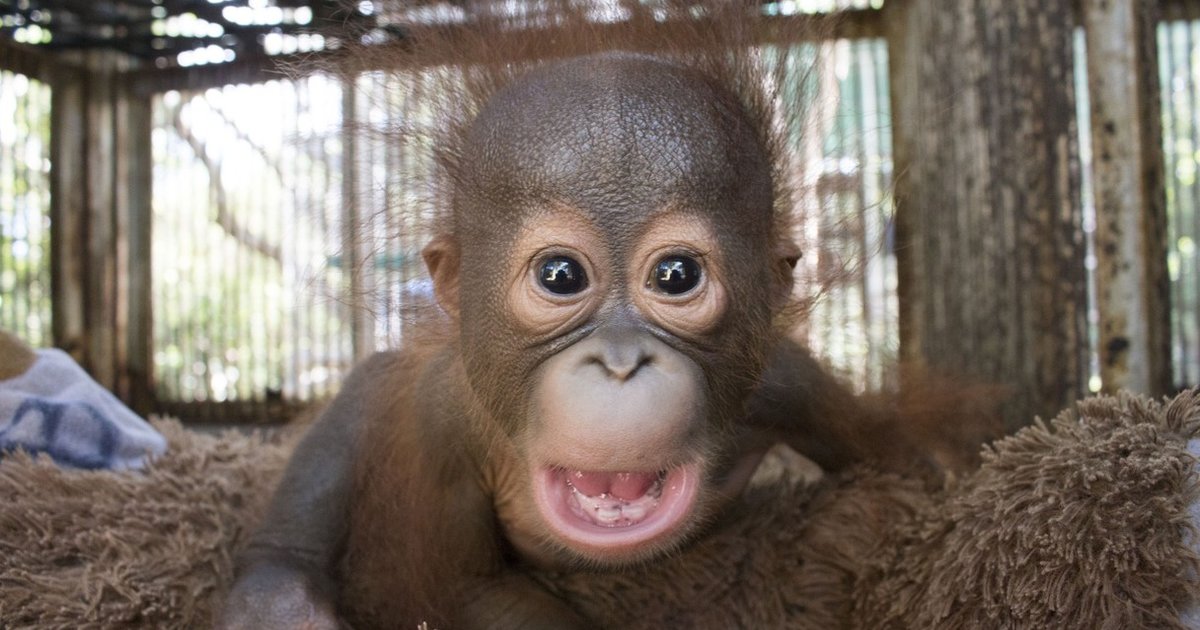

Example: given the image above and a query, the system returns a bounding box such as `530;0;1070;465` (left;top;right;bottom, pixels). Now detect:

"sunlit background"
0;0;1196;422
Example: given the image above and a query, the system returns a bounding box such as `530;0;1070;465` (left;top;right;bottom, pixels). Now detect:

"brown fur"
3;392;1198;628
323;5;1021;623
860;369;1010;475
0;419;296;628
332;3;838;625
339;338;505;625
215;4;1019;627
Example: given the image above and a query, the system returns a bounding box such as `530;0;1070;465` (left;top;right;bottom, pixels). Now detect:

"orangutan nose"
585;326;657;382
594;342;654;381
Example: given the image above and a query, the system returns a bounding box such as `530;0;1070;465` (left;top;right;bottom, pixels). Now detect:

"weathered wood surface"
46;51;153;399
1082;0;1172;397
49;67;88;365
116;78;154;412
85;54;119;391
887;0;1089;430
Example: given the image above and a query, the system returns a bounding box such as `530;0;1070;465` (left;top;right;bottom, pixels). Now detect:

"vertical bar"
291;79;305;401
116;77;154;413
85;58;118;389
1192;24;1200;387
859;39;877;383
13;71;28;343
883;0;922;368
383;74;397;344
1159;22;1190;387
388;73;405;344
1168;19;1200;388
50;67;87;360
1186;21;1200;388
874;37;897;389
1;71;10;334
33;72;52;346
292;79;305;401
218;84;231;407
1083;0;1173;396
886;0;1087;429
359;73;381;351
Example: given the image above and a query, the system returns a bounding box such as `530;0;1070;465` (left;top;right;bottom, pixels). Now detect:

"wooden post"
116;78;154;412
48;51;149;397
84;56;119;390
886;0;1089;430
49;66;88;364
1082;0;1172;397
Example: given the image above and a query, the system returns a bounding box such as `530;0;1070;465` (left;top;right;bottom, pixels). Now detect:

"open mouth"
533;463;701;552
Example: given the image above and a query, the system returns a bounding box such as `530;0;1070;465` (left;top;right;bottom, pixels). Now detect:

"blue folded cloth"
0;348;166;469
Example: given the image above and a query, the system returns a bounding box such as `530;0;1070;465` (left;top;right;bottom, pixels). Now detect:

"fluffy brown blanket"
0;422;294;628
2;391;1198;629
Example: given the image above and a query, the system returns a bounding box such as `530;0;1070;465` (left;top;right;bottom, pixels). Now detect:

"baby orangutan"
220;22;929;630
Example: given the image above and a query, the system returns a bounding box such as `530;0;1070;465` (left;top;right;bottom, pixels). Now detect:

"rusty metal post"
1082;0;1173;397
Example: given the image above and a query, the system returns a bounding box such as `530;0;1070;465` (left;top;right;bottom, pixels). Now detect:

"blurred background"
0;0;1193;429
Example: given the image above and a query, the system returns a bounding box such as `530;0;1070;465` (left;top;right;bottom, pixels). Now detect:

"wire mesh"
349;69;446;352
4;4;1196;420
786;39;896;390
144;44;898;418
150;75;350;418
0;69;52;348
349;43;898;392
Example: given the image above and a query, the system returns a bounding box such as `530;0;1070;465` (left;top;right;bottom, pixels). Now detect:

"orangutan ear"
771;239;801;310
422;234;461;320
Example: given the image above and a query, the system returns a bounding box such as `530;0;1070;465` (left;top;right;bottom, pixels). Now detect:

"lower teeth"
567;474;665;528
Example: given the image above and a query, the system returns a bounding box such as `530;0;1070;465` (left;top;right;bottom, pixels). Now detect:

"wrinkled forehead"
457;53;773;232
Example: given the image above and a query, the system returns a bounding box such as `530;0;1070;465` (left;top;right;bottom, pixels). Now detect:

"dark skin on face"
219;53;914;629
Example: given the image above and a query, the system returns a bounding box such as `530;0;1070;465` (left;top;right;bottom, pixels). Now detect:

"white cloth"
0;348;166;469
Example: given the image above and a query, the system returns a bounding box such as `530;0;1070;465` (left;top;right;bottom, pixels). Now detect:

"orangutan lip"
533;463;701;552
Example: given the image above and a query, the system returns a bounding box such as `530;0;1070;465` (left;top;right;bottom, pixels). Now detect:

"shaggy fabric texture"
1;392;1198;629
0;421;293;628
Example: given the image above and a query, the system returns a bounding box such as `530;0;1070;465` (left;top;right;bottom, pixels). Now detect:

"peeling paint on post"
1082;0;1172;397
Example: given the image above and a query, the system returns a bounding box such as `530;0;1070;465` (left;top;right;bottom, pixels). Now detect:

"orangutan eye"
538;256;588;295
649;255;702;295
